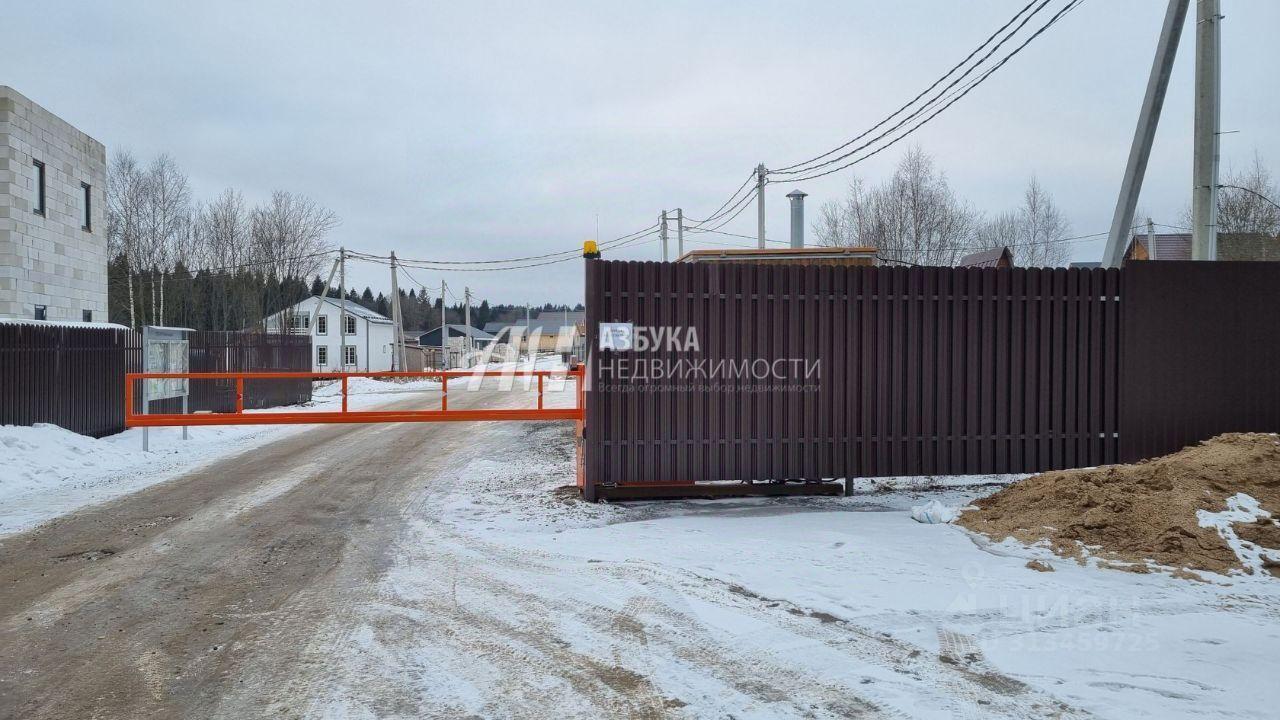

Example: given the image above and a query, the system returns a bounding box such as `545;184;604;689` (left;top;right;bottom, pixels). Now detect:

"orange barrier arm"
125;367;584;427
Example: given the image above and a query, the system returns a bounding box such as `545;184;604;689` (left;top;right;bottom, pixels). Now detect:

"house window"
316;315;328;335
34;305;47;320
316;345;328;366
32;160;45;216
81;183;92;231
344;315;357;335
343;345;357;366
82;309;92;322
288;314;310;332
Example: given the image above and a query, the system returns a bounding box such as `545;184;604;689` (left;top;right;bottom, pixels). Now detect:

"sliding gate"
583;260;1123;500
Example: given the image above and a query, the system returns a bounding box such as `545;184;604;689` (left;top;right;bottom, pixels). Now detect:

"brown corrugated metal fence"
1117;261;1280;462
2;325;312;437
0;323;136;438
584;261;1123;496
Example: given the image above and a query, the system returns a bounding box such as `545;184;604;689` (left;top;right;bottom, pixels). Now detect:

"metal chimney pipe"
787;190;807;248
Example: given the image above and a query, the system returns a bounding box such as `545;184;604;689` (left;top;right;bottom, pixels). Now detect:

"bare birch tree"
139;154;193;324
814;147;979;265
106;151;147;329
975;177;1071;267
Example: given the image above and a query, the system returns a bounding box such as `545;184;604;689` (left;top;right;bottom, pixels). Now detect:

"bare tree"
199;188;252;269
1217;152;1280;237
138;154;193;324
106;151;147;328
814;147;979;265
976;177;1071;267
251;191;338;329
251;190;337;281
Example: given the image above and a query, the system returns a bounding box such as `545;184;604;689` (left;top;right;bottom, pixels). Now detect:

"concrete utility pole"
463;286;472;362
525;303;532;359
389;252;406;372
1102;0;1190;268
676;208;684;259
756;163;767;249
787;190;807;249
1191;0;1222;260
660;210;669;262
1148;218;1157;260
309;257;339;342
338;247;347;366
440;279;448;370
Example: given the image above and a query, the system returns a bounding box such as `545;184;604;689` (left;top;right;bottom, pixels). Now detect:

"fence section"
584;261;1123;494
0;323;137;438
1118;261;1280;462
3;325;312;436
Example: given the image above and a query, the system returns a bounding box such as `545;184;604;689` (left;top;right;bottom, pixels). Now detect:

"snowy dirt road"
2;379;1277;719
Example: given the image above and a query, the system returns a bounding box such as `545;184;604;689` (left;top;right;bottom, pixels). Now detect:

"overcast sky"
8;1;1278;305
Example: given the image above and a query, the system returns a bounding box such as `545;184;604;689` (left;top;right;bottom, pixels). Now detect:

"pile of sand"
957;433;1280;577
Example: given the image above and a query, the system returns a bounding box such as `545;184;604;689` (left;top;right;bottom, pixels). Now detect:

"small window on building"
82;309;92;322
344;315;357;335
316;315;328;335
288;314;310;332
343;345;357;366
33;160;46;216
317;345;328;366
34;305;47;320
81;183;92;231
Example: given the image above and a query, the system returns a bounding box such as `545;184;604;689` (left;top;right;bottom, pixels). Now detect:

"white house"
264;296;397;372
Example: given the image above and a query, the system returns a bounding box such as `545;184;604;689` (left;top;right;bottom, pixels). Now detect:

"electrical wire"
1219;184;1280;212
683;171;758;228
349;232;661;272
772;0;1049;175
777;0;1084;183
346;223;660;268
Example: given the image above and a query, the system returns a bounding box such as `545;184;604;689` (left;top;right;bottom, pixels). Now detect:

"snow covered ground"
0;378;449;536
318;422;1280;719
0;356;572;536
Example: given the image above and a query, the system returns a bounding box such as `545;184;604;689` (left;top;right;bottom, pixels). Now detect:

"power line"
685;227;788;244
683;171;758;227
346;223;660;268
777;0;1085;183
349;232;661;273
771;0;1050;175
1219;184;1280;212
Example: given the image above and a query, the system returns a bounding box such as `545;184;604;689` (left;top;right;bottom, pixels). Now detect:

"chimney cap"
786;189;808;198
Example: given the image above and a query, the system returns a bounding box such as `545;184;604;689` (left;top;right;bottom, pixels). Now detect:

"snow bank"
910;499;969;524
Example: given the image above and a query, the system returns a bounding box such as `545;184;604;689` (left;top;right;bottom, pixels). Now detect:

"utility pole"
1191;0;1222;260
440;279;448;370
309;257;339;341
338;247;347;368
463;286;473;365
756;163;767;249
1102;0;1189;268
1147;218;1157;260
660;210;669;262
389;251;406;372
676;208;684;259
525;302;532;357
